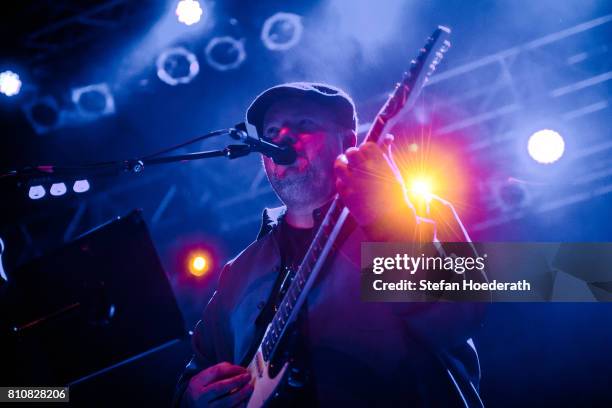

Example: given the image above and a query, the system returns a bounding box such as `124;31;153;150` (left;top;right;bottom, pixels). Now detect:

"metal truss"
16;0;133;65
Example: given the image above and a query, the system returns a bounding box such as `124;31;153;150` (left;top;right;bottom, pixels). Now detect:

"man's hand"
334;138;408;228
334;137;468;243
182;362;253;408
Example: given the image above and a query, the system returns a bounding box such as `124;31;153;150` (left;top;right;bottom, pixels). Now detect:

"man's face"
261;97;352;209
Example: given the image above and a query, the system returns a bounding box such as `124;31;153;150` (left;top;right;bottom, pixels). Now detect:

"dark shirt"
278;221;314;271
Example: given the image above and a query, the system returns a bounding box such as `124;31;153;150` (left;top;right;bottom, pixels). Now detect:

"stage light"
496;181;529;211
156;47;200;86
50;182;67;196
204;36;246;71
188;252;210;277
527;129;565;164
71;83;115;119
261;12;303;51
28;185;46;200
176;0;203;26
22;96;63;134
410;178;433;201
0;70;21;96
193;256;206;271
73;179;90;193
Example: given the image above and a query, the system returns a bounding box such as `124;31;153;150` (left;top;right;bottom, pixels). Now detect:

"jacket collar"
257;206;287;239
256;198;338;240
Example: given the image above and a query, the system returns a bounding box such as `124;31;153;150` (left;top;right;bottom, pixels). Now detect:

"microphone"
231;122;297;165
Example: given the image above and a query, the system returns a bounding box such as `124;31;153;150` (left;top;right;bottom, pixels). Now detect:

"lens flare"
410;178;433;200
188;252;210;277
390;134;474;224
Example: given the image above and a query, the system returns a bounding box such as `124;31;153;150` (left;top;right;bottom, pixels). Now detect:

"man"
175;83;485;407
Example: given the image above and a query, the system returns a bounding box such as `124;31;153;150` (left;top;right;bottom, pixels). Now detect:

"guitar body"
246;343;289;408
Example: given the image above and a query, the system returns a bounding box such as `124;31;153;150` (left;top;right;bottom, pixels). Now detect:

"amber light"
188;252;211;277
392;139;470;221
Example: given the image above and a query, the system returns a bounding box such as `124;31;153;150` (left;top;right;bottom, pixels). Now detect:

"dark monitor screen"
1;210;186;385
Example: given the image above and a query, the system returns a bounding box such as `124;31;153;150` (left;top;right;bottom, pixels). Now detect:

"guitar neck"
261;196;347;361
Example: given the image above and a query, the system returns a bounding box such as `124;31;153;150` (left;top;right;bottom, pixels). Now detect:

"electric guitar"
245;26;452;407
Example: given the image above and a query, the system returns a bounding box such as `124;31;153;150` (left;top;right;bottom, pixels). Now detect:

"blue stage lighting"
176;0;203;26
28;185;46;200
0;70;22;96
71;83;115;119
261;12;303;51
22;96;63;134
73;180;90;193
156;47;200;86
527;129;565;164
50;182;68;196
204;36;246;71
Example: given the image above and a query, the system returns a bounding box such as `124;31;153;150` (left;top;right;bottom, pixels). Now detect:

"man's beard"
268;162;335;209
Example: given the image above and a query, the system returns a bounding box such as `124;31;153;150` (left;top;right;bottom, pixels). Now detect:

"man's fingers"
360;141;383;155
344;146;366;169
427;196;469;242
355;142;385;167
334;155;350;180
203;373;252;402
210;381;254;408
193;362;247;388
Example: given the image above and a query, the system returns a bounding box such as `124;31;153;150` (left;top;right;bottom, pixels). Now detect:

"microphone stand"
1;128;263;180
123;143;251;173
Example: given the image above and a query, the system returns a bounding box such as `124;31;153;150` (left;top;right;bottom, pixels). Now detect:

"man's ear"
342;130;357;150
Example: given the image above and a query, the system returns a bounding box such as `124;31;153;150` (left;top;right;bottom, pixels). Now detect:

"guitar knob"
287;367;307;388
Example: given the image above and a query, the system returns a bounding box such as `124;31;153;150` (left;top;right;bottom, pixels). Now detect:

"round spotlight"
261;12;303;51
527;129;565;164
0;70;22;96
71;83;115;119
193;256;206;270
188;252;210;277
156;47;200;86
176;0;203;26
50;182;67;196
73;179;90;193
28;185;46;200
496;182;528;211
23;96;62;134
204;37;246;71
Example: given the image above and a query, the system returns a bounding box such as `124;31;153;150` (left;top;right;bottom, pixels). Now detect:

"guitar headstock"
365;26;451;145
409;26;451;93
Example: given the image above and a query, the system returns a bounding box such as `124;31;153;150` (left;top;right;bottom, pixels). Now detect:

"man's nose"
278;127;303;150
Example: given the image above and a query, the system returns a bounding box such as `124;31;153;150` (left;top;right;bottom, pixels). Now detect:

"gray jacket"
176;206;485;407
